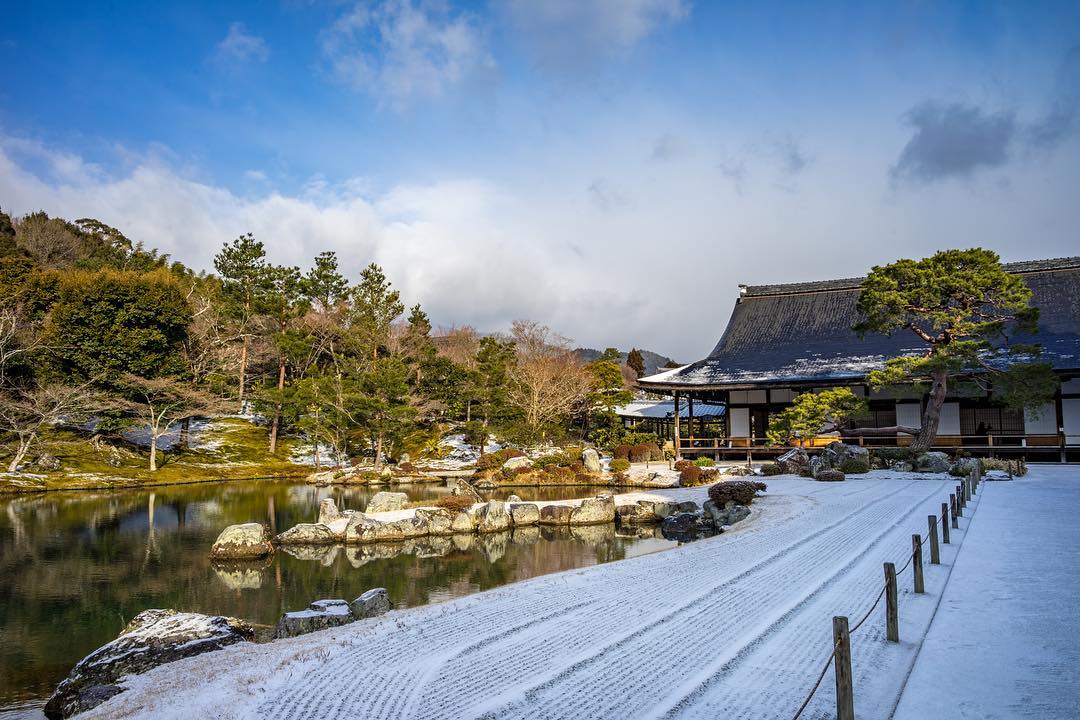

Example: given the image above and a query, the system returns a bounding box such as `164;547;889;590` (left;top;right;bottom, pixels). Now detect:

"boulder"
449;477;484;502
949;457;979;477
45;610;253;719
506;494;522;503
570;494;615;525
318;498;343;524
210;523;274;560
890;460;914;473
274;599;354;639
275;523;336;545
651;500;700;520
350;588;392;619
539;504;573;525
581;448;602;474
705;500;751;528
307;468;342;486
35;453;61;471
510;502;540;526
914;451;951;474
451;510;476;533
366;491;408;513
502;456;533;471
820;442;870;473
660;512;700;534
616;501;660;524
415;508;455;535
984;469;1012;481
776;447;810;475
474;500;511;534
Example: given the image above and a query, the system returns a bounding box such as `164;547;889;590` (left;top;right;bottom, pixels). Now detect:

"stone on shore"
539;504;573;525
275;523;337;545
510;502;540;526
616;500;659;524
209;523;273;559
415;508;455;535
570;494;615;525
914;451;951;474
502;455;533;471
274;599;354;639
474;500;511;533
318;498;343;524
582;448;602;474
45;609;253;719
350;588;392;619
366;491;408;513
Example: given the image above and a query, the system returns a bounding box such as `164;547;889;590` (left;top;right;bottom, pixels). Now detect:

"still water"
0;480;675;718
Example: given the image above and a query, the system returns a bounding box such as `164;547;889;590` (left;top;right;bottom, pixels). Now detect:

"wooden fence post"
912;534;924;594
884;562;898;642
964;477;971;501
955;487;963;516
950;495;959;528
928;515;940;564
941;502;950;544
833;616;855;720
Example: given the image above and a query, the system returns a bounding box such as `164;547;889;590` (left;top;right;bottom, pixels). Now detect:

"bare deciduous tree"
0;382;99;473
121;375;229;471
505;320;591;439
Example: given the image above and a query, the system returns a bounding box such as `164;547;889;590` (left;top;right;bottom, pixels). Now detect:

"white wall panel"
896;402;922;432
1024;403;1057;435
939;402;960;435
730;407;750;437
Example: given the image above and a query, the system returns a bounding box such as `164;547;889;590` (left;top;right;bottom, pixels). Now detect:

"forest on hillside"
0;208;660;473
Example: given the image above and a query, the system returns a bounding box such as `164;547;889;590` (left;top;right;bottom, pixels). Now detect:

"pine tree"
350;263;404;364
627;348;646;378
213;234;270;411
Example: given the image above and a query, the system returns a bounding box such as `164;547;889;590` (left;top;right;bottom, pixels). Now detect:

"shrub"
610;458;631;473
435;495;475;511
694;457;715;467
613;444;632;460
629;443;653;463
679;465;702;485
982;457;1028;476
872;447;913;463
533;452;575;470
815;469;846;482
838;458;870;474
700;467;719;481
760;463;784;476
475;448;525;470
673;459;695;472
707;480;766;506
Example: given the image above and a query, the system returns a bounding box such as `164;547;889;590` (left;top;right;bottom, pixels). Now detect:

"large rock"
581;448;602;474
449;477;483;502
984;469;1012;481
45;610;253;719
474;500;511;533
704;500;751;528
949;457;980;477
274;599;354;639
651;500;700;520
510;502;540;526
209;523;273;560
318;498;343;524
914;451;951;474
661;512;700;534
366;491;408;513
539;504;573;525
345;514;429;544
570;494;615;525
451;510;476;532
350;588;392;619
275;523;336;545
502;455;533;471
819;442;870;473
776;447;810;475
616;501;659;524
415;508;455;535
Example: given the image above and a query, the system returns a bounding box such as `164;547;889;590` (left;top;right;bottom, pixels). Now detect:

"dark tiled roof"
642;257;1080;389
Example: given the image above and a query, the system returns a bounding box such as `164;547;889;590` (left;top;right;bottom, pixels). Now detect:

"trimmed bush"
475;448;525;470
613;444;631;460
435;495;475;511
694;457;715;467
816;469;846;482
707;480;766;506
609;458;631;473
673;459;695;472
982;457;1027;476
700;467;719;482
838;458;870;474
760;463;784;476
679;465;702;485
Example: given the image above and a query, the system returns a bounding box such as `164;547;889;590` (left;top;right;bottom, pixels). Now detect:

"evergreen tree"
301;251;349;311
627;348;646;378
213;233;270;410
260;264;306;453
349;263;404;363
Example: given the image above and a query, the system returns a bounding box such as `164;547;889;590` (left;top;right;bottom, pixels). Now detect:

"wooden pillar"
941;502;950;544
884;562;898;642
928;515;940;564
912;534;924;594
673;391;681;460
688;394;695;443
833;616;855;720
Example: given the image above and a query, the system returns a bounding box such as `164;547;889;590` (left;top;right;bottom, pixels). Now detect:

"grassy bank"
0;418;311;494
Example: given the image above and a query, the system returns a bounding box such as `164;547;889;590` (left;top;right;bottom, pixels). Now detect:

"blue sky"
2;1;1079;359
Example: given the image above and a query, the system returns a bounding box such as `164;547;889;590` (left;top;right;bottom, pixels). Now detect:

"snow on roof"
615;399;725;419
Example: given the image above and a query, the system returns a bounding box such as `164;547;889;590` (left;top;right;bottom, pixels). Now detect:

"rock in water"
475;501;511;533
581;448;602;474
539;504;573;525
45;609;253;719
350;588;392;619
570;494;615;525
275;523;336;545
318;498;342;524
274;599;355;639
209;523;273;559
510;502;540;526
366;491;408;513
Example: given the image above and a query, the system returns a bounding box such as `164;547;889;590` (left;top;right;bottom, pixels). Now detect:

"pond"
0;480;676;719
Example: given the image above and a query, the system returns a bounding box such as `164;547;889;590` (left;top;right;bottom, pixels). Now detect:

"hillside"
574;348;678;376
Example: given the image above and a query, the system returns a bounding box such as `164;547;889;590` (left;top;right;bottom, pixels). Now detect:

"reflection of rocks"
478;531;510;562
366;491;408;513
45;609;253;719
452;533;475;552
274;599;354;639
512;525;541;545
570;523;614;545
211;558;270;590
275;523;336;545
210;523;273;559
570;494;615;525
616;525;663;540
510;502;540;526
280;544;340;565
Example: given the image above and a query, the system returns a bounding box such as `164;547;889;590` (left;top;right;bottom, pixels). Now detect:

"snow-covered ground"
893;464;1080;719
80;467;1076;720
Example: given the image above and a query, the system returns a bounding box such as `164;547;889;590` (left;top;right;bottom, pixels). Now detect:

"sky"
1;1;1078;361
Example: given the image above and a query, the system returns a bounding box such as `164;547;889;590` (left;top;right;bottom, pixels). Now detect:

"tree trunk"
179;417;190;451
373;432;384;471
911;370;948;453
238;334;249;412
149;434;159;472
7;432;35;473
269;352;286;453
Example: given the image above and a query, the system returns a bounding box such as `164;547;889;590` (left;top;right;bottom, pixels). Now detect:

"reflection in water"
0;480;673;719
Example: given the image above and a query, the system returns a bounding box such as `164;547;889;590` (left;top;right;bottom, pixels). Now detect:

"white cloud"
501;0;689;78
320;0;493;110
215;22;270;64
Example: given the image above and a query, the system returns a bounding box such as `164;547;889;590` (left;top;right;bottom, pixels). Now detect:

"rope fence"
790;460;986;720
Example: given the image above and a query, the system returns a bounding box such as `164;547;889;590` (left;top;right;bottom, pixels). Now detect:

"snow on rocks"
274;589;395;639
474;500;511;533
45;609;253;719
209;523;274;560
569;494;615;525
366;491;408;513
351;588;392;619
275;523;336;545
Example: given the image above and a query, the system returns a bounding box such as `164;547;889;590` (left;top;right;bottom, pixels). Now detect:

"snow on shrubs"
707;480;767;506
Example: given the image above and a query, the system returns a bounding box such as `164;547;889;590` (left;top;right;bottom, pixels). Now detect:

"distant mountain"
574;348;679;377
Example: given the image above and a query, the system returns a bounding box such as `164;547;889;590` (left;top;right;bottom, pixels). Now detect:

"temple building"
637;257;1080;462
